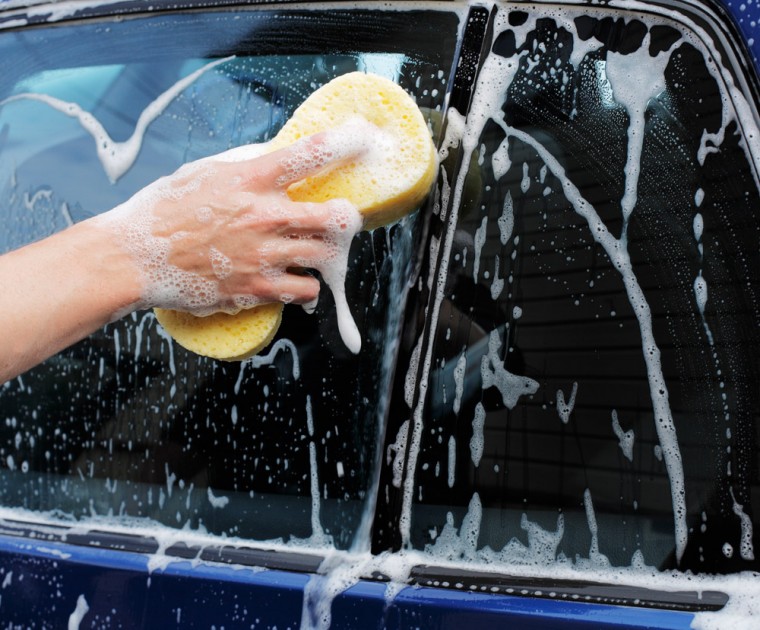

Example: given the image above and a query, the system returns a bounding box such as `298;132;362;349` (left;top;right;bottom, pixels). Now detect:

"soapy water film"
291;6;760;627
0;3;759;629
394;6;759;629
0;2;457;583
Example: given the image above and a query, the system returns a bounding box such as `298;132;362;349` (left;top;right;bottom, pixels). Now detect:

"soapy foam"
387;419;410;488
611;410;635;462
208;246;232;280
447;435;456;488
497;191;514;245
556;382;578;424
604;35;671;230
583;489;611;567
99;123;365;333
67;595;89;630
481;328;540;409
452;351;467;415
470;402;486;467
305;395;331;547
5;1;760;627
291;200;364;354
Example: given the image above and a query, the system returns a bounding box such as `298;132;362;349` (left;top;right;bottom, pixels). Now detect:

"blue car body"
0;534;698;628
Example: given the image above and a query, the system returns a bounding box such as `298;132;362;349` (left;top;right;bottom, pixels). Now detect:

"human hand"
97;123;369;317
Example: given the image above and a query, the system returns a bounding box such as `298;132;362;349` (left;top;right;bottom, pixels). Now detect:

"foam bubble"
209;246;232;280
276;118;382;188
195;206;213;223
98;187;224;317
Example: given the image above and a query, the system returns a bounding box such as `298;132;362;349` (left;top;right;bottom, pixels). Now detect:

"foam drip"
292;200;364;354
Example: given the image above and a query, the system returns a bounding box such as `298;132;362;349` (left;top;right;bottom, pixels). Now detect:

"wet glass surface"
1;1;759;582
0;8;458;548
405;9;760;575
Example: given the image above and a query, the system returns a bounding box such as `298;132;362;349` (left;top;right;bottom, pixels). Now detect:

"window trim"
0;514;729;613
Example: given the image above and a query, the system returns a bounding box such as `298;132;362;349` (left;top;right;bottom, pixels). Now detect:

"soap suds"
470;402;485;467
481;328;539;410
67;595;89;630
556;382;578;424
611;410;635;462
387;420;410;489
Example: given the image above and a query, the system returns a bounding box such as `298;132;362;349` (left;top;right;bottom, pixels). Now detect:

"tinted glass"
401;7;760;576
0;9;458;548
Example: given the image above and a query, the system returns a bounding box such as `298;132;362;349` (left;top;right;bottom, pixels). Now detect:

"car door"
0;0;758;628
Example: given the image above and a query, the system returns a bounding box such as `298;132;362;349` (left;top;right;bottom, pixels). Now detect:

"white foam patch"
470;402;486;467
67;595;89;630
556;382;578;424
605;35;673;230
447;435;456;488
209;246;232;280
611;410;635;462
498;191;514;245
302;395;332;549
387;420;410;489
481;328;539;409
730;489;755;562
492;137;512;180
206;487;229;509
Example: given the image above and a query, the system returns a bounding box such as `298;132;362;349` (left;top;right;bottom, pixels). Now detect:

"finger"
249;272;321;305
231;197;358;237
277;198;364;236
238;119;376;190
272;201;337;233
263;237;334;269
281;270;322;304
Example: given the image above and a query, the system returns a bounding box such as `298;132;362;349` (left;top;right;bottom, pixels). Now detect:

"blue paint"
0;534;695;629
720;0;760;67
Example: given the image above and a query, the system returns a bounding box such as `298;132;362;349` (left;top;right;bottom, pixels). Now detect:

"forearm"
0;129;367;384
0;219;142;383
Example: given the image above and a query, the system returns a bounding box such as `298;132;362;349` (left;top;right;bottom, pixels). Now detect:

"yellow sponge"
155;303;282;362
154;72;436;361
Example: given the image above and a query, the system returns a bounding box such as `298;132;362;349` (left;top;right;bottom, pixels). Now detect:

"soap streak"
506;122;688;563
400;9;536;548
0;57;232;182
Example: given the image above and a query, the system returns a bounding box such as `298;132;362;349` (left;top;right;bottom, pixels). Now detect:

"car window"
393;5;760;579
0;8;459;548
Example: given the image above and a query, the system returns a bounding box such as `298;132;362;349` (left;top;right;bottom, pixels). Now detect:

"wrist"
68;217;145;322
